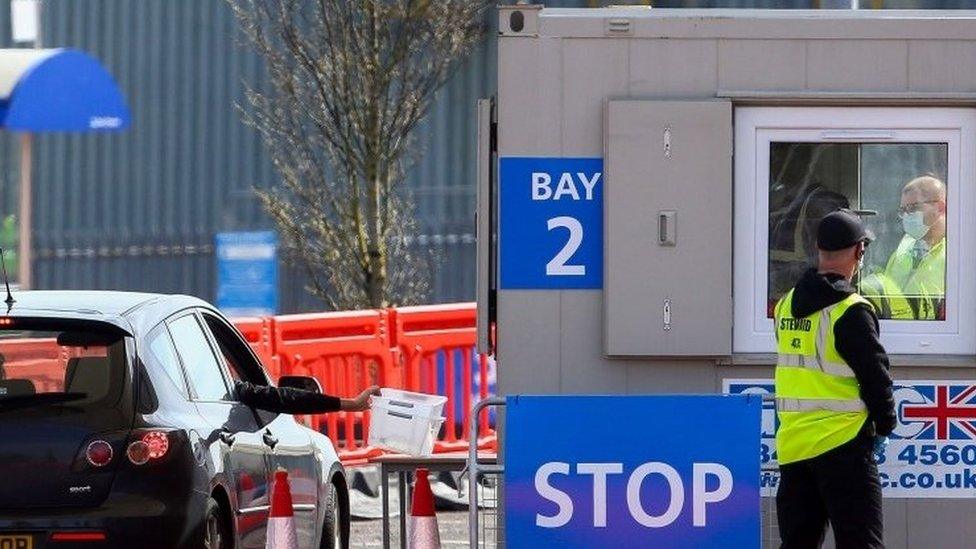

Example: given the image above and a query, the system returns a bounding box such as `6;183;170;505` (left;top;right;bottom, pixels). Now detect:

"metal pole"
18;133;31;289
398;471;408;549
34;0;41;49
16;0;41;289
381;466;391;549
469;397;505;548
817;0;859;7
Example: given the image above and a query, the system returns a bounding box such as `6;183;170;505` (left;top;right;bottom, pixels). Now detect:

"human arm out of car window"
233;381;380;414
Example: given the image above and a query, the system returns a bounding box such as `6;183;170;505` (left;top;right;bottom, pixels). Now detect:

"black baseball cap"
816;209;874;251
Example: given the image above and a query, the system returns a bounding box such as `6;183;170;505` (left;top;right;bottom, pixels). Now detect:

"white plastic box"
368;389;447;456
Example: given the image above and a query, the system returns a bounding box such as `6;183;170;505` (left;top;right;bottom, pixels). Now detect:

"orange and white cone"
266;469;299;549
408;468;440;549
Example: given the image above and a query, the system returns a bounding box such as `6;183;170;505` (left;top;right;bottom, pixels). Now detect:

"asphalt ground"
350;511;470;548
345;465;500;547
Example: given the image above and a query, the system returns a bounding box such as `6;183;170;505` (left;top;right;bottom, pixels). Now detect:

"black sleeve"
833;304;896;436
233;381;342;414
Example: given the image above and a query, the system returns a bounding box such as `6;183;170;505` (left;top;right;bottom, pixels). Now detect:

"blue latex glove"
873;436;889;456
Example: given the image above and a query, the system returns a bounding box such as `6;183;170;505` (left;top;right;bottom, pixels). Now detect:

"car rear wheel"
320;481;346;549
202;497;230;549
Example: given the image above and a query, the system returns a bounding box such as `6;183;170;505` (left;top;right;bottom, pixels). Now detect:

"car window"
201;313;267;386
168;314;229;401
144;325;189;399
0;321;126;413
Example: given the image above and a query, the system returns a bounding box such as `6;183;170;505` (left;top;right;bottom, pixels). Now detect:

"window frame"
144;322;191;399
733;106;976;355
198;310;269;387
166;310;233;402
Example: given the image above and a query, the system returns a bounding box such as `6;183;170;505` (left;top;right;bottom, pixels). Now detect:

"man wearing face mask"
885;175;946;320
775;209;895;548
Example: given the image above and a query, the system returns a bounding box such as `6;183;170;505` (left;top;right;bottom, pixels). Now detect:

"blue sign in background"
216;231;278;317
500;157;603;289
505;395;761;548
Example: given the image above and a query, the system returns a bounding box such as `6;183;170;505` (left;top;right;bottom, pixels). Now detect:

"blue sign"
505;395;761;548
216;231;278;317
500;157;602;289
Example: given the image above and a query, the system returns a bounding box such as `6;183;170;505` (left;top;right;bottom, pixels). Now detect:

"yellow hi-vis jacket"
884;236;945;320
774;289;870;464
859;272;914;320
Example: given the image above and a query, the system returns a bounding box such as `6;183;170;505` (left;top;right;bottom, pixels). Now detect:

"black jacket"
233;381;342;415
787;268;896;437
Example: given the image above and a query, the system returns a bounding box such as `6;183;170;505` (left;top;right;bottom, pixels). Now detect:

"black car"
0;291;349;548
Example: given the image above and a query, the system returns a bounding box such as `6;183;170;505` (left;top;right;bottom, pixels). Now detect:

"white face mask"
902;211;930;240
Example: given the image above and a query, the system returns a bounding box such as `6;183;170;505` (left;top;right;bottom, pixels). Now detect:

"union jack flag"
899;384;976;441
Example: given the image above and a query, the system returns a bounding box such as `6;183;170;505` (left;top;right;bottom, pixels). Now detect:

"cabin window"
734;107;976;354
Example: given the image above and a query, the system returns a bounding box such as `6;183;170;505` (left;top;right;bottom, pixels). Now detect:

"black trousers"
776;431;884;549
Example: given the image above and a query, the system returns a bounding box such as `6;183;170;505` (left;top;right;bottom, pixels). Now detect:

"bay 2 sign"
505;395;761;548
500;157;603;289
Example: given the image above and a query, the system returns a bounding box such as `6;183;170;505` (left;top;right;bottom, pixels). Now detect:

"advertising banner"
724;379;976;498
505;395;761;548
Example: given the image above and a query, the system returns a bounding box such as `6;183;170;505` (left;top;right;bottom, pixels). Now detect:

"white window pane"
860;145;947;321
767;142;947;321
768;143;857;311
169;315;229;400
146;326;189;398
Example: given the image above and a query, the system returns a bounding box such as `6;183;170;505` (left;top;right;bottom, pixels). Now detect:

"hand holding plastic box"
368;389;447;456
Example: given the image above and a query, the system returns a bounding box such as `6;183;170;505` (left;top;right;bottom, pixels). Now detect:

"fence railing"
232;302;496;466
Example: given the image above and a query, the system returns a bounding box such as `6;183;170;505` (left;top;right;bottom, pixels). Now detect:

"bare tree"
229;0;491;310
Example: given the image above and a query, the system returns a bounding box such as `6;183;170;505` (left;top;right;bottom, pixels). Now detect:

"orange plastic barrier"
272;310;393;465
234;316;280;381
231;303;495;465
391;303;495;453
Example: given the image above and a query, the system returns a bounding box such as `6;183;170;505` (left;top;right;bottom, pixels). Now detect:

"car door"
167;311;271;549
199;311;321;547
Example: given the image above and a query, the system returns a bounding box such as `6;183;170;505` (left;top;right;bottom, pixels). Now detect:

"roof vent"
605;18;633;36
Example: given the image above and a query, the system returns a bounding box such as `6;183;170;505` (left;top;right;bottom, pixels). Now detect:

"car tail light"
51;531;107;542
85;440;113;467
127;430;171;465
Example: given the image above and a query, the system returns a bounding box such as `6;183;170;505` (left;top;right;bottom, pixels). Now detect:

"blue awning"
0;48;130;132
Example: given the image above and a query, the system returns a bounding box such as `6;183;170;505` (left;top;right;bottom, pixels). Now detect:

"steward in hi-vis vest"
885;175;948;321
885;234;945;320
774;209;895;549
775;289;873;464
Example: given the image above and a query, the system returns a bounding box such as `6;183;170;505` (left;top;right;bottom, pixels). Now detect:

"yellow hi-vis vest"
774;289;870;464
884;236;945;320
859;272;914;320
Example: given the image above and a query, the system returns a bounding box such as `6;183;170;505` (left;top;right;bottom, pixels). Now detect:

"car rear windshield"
0;320;127;412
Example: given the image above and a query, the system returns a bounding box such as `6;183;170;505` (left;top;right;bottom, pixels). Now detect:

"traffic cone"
266;469;299;549
408;468;440;549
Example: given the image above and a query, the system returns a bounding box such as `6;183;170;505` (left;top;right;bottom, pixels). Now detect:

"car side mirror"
277;375;322;394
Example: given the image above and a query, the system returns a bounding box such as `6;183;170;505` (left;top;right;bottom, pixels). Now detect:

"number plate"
0;535;33;549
